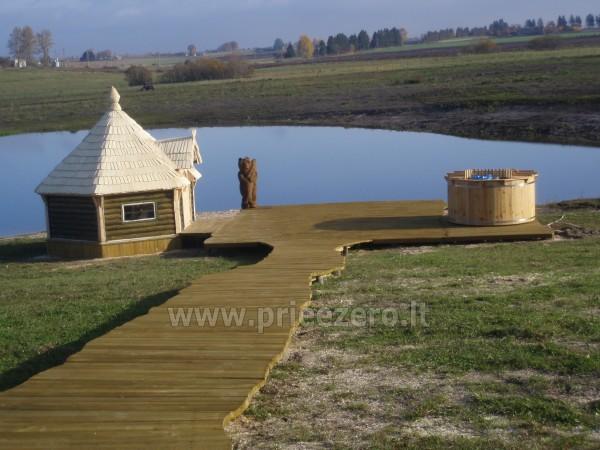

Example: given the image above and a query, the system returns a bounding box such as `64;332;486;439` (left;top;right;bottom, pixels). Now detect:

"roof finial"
109;86;121;111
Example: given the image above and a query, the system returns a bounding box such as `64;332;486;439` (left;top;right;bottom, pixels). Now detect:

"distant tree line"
216;41;239;53
7;26;54;65
421;12;600;44
201;41;241;55
275;27;408;59
273;11;599;59
79;49;114;62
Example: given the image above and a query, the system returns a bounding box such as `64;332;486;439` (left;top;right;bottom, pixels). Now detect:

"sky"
1;0;597;56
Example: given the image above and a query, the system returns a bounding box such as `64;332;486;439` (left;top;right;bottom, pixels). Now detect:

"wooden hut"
36;87;202;258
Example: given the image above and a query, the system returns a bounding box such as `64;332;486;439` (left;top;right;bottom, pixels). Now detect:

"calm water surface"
1;126;599;236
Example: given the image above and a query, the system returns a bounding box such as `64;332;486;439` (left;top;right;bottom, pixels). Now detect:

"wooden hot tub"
446;169;538;226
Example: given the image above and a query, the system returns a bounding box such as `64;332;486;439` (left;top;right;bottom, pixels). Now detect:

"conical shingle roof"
36;87;190;196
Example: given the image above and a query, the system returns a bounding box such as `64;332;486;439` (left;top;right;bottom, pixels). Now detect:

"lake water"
1;126;599;236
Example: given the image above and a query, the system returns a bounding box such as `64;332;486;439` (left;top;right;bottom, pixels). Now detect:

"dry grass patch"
230;208;600;449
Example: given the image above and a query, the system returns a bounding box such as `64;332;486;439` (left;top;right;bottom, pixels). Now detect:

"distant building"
52;58;61;68
36;87;203;259
13;58;26;68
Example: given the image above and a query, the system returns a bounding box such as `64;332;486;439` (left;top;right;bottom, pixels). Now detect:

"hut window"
122;202;156;222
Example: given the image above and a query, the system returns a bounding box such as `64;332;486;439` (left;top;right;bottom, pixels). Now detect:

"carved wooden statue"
238;157;258;209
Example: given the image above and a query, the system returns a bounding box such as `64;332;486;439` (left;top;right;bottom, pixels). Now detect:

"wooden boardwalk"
0;201;552;449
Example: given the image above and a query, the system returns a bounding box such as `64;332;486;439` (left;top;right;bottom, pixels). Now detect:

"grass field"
0;243;258;391
364;29;600;54
1;44;600;146
1;203;598;439
64;30;600;67
0;202;598;447
229;204;600;449
64;49;260;70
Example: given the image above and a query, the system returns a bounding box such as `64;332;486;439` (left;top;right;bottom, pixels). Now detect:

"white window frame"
121;201;157;223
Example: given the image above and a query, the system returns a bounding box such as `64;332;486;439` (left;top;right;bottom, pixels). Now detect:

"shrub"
529;35;563;51
222;55;255;78
160;57;254;84
124;65;153;86
469;38;498;54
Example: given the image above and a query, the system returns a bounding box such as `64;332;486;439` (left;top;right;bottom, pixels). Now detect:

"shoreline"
2;113;600;148
2;45;600;148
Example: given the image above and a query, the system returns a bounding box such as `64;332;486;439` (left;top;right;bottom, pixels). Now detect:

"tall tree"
557;16;568;29
569;15;576;27
586;14;596;28
537;18;544;31
317;40;327;56
273;38;285;52
284;43;296;58
8;26;36;62
326;36;336;54
370;31;380;48
297;34;314;58
7;27;23;59
348;34;358;52
489;19;509;36
36;29;53;66
357;30;370;50
333;33;350;53
20;26;36;62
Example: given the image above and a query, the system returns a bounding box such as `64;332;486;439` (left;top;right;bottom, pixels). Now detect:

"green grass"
2;204;600;448
2;44;600;146
231;206;600;449
70;49;261;69
365;30;600;54
0;239;257;390
333;236;600;375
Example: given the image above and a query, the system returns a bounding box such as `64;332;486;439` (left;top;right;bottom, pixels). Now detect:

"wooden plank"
94;196;107;243
104;190;176;241
0;200;552;449
46;195;99;241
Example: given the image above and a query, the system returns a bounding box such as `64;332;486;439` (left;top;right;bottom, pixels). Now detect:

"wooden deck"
0;201;552;449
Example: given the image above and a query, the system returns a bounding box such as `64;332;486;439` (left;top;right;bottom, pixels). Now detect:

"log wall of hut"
46;196;99;241
104;191;176;242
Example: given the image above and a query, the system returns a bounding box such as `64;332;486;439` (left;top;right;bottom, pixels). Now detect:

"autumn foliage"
160;57;254;83
297;35;314;58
